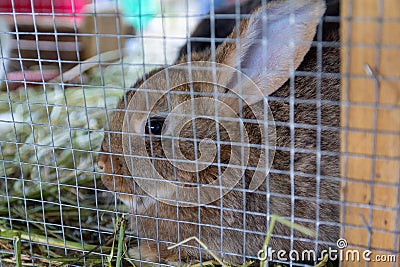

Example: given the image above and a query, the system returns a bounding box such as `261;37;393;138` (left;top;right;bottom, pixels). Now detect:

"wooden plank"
2;14;83;31
79;3;135;60
341;0;400;266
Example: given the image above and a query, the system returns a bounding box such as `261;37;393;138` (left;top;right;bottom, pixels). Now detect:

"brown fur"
98;0;340;264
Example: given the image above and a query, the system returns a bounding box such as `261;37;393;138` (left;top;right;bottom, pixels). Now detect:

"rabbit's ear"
216;0;326;105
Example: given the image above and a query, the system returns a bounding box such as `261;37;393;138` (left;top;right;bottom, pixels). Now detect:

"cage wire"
0;0;399;267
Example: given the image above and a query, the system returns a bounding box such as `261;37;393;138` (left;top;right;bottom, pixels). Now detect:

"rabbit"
98;0;341;265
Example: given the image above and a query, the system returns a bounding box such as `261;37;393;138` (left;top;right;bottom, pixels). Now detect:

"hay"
0;54;160;265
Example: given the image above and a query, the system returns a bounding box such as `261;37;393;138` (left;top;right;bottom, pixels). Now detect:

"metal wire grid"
0;1;130;266
4;0;337;265
103;0;341;264
0;0;398;266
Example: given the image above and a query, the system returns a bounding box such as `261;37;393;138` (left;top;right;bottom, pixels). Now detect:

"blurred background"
0;0;249;90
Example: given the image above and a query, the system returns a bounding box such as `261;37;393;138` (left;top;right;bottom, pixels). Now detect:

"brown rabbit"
98;0;340;265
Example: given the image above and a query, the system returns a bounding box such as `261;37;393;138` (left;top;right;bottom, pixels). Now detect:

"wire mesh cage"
0;0;399;266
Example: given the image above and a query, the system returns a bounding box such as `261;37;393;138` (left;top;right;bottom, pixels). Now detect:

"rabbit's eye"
145;117;165;136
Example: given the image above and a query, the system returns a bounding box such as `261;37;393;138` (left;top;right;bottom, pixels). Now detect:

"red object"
0;0;86;14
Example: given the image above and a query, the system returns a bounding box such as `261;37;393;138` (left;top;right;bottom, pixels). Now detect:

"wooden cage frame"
341;0;399;266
